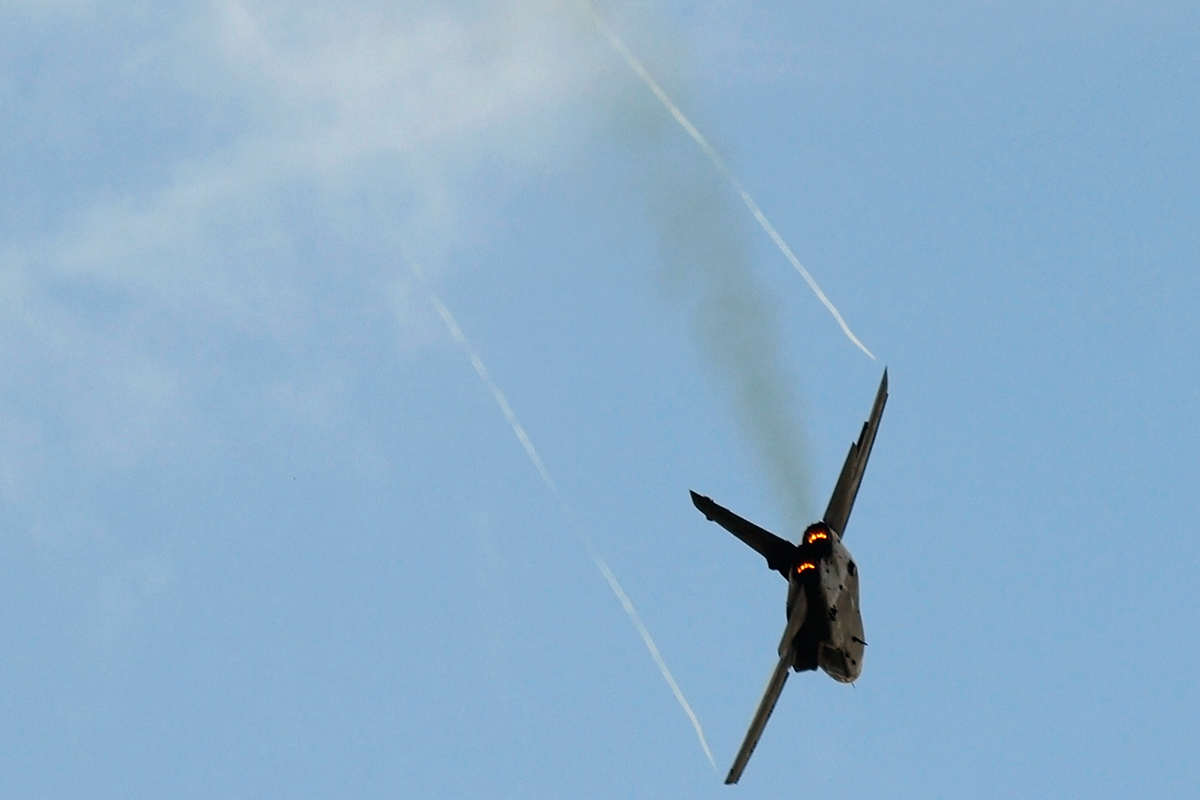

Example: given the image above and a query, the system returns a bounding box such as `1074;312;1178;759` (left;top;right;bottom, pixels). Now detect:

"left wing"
691;491;797;577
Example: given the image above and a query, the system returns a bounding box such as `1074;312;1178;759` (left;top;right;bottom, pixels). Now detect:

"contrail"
429;292;717;770
585;5;875;360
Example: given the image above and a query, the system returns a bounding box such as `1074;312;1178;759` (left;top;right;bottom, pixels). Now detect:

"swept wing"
724;589;807;785
823;370;888;539
690;491;796;577
725;649;791;784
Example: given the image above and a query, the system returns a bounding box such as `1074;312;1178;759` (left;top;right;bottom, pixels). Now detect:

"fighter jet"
691;369;888;785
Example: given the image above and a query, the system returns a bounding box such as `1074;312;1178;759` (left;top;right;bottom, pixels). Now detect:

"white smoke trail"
428;293;717;770
586;5;875;361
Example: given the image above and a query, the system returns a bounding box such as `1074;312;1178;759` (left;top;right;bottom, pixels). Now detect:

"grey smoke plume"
588;9;875;361
597;27;815;524
655;166;814;525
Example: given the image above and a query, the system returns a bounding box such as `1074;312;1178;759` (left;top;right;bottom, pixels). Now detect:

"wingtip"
690;490;716;520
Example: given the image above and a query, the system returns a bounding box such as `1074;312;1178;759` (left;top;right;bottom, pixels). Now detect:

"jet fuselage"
785;523;864;682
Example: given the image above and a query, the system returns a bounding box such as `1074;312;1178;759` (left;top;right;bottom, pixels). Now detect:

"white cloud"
0;0;622;491
15;0;609;304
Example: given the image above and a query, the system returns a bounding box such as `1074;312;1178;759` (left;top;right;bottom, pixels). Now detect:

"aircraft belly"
817;540;864;683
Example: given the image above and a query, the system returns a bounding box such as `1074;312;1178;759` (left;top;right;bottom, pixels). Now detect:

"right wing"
725;647;792;785
690;491;797;577
725;586;807;784
823;369;889;539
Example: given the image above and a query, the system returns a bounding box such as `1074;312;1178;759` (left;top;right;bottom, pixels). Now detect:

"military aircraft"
691;369;888;785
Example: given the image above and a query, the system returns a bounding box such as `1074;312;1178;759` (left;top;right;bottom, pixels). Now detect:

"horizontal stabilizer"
690;491;797;577
823;369;888;539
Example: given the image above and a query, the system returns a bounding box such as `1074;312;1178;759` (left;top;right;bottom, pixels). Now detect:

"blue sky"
2;1;1198;797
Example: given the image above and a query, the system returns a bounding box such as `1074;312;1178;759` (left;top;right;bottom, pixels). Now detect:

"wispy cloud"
0;1;625;647
0;0;614;481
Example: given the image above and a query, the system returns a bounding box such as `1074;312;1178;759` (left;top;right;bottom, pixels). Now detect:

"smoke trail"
586;4;875;361
588;15;815;525
428;292;717;770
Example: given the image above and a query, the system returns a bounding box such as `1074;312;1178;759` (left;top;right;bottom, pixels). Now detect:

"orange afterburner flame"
796;562;816;574
806;530;828;544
